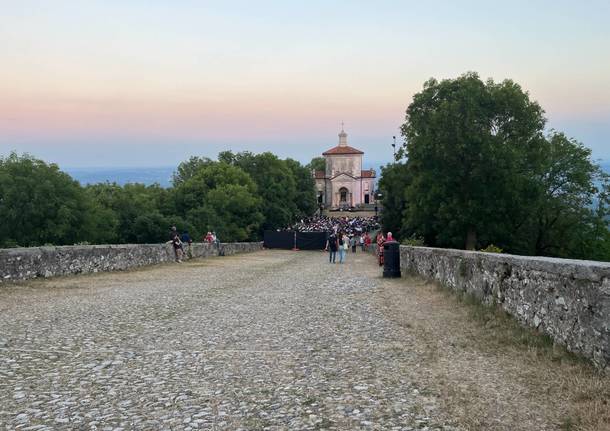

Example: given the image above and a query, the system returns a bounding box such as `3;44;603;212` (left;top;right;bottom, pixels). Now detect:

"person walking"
337;232;346;263
325;231;338;263
360;234;365;251
350;235;357;253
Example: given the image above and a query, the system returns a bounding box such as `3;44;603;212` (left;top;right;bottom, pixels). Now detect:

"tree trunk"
465;227;477;250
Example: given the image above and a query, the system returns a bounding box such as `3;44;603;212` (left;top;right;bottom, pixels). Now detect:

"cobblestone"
0;251;455;430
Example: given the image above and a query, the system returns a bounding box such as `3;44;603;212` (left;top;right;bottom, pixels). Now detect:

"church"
313;128;376;209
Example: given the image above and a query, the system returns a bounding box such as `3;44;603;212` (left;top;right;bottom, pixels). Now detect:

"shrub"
480;244;503;253
401;235;425;246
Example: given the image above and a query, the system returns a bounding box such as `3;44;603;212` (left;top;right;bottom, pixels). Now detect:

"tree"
0;153;91;246
172;156;213;186
377;162;410;240
175;162;264;241
390;72;610;260
522;132;610;259
306;157;326;173
84;182;181;244
400;72;546;250
220;151;299;231
285;158;317;219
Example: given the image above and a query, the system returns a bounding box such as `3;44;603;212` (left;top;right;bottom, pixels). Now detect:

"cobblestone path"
0;250;604;430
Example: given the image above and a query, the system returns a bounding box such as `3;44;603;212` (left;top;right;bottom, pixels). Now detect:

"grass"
431;281;609;430
439;285;589;366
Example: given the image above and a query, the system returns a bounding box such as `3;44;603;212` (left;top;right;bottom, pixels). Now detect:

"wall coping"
401;245;610;280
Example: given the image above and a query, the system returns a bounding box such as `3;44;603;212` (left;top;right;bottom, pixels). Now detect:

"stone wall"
0;242;263;284
398;246;610;369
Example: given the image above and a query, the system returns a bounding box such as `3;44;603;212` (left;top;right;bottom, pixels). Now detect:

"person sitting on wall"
205;231;214;243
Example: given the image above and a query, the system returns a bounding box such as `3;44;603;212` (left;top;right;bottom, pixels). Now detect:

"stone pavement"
0;249;458;430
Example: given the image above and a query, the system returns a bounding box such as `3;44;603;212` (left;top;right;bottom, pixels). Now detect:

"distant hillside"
65;167;174;187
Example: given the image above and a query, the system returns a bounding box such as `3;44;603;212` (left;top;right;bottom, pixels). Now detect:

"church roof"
322;145;364;155
361;169;376;178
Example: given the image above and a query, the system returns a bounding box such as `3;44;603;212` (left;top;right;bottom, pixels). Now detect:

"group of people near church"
286;215;380;236
168;226;220;263
324;231;373;264
325;230;393;266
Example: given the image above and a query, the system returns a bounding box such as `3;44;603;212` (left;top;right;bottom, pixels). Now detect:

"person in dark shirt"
169;226;183;263
181;231;192;259
325;232;338;264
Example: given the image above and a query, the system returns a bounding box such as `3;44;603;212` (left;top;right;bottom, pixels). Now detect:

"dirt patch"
375;275;609;431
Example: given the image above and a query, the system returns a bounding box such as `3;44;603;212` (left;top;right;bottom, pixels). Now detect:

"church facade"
313;128;376;209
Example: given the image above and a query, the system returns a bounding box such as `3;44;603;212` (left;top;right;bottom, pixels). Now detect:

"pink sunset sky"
1;1;609;167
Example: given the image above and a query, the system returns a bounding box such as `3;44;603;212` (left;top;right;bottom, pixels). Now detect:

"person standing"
360;234;365;251
350;235;357;253
376;232;386;266
181;230;192;259
169;226;183;263
325;231;338;263
365;232;372;251
339;232;349;263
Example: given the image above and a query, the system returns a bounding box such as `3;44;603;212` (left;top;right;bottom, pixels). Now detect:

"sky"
1;0;609;168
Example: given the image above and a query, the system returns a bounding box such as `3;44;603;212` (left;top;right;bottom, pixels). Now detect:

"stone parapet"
0;242;263;284
399;246;610;369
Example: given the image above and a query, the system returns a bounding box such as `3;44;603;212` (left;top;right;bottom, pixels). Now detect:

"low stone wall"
398;246;610;369
0;242;263;284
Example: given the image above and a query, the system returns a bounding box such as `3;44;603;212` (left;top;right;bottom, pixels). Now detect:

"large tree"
219;151;300;230
393;72;610;260
285;158;317;219
377;162;410;240
400;72;546;250
0;153;91;247
175;162;263;241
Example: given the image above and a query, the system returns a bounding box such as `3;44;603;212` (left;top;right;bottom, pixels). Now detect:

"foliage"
175;162;264;241
0;148;319;247
219;151;314;231
171;156;213;186
401;235;425;246
84;182;183;244
384;72;610;261
0;153;92;247
306;156;326;173
377;162;410;240
285;158;318;219
479;244;503;253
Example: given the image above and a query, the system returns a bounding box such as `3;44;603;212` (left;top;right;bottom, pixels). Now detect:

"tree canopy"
382;72;610;261
0;150;317;247
0;153;91;247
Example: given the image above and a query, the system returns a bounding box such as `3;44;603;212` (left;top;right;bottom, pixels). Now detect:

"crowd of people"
168;226;221;263
286;215;380;236
324;230;394;265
